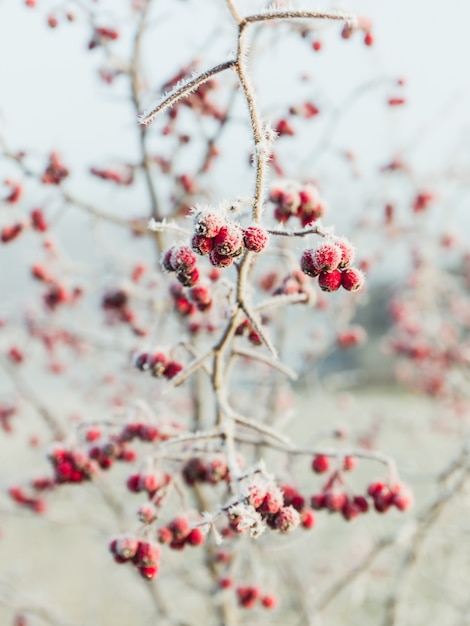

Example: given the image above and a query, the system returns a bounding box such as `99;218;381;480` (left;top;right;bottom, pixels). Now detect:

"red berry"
364;31;374;46
209;248;234;268
273;506;300;532
213;223;244;257
312;454;329;474
191;233;213;255
300;508;316;529
168;516;190;541
341;267;365;292
186;527;205;546
313;242;342;272
139;565;159;580
319;269;342;292
243;225;269;253
300;249;320;277
193;209;224;238
312;40;322;51
261;594;278;609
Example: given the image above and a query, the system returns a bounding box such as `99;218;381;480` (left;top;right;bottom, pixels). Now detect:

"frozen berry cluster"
300;238;364;292
161;244;200;287
133;350;183;380
269;180;326;227
191;207;269;268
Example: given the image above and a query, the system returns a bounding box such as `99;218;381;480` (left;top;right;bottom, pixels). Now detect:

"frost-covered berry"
168;516;190;541
258;485;284;515
213;223;244;257
318;269;342;292
112;534;140;560
313;242;342;272
193;209;224;238
334;237;355;269
176;266;199;287
188;283;212;312
161;246;175;272
209;248;234;268
243;225;269;253
191;233;213;255
300;249;321;277
341;267;365;291
170;246;197;273
273;505;301;532
134;541;160;567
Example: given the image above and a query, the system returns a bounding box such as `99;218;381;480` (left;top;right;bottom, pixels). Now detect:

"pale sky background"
1;0;470;289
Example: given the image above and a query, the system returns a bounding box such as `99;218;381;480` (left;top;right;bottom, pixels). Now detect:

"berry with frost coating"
191;233;213;255
243;225;269;253
318;269;342;292
213;223;244;257
193;209;224;238
273;505;301;532
209;248;234;268
341;267;365;291
313;242;342;272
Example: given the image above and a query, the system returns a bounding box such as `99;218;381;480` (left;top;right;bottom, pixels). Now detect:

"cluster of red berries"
8;486;46;514
109;536;161;580
235;585;278;610
228;483;303;534
102;289;133;323
300;239;365;292
48;446;98;484
269;180;326;227
182;456;229;486
41;152;69;185
157;516;206;550
133;350;183;380
162;244;200;287
309;454;413;519
191;208;268;268
280;484;316;529
127;470;171;498
1;210;48;245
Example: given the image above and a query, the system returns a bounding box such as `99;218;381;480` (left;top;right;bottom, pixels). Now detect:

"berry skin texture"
300;249;320;277
312;454;329;474
213;223;244;257
170;246;197;273
193;209;224;238
318;269;342;292
191;233;213;255
243;225;269;253
334;237;355;269
209;248;234;268
341;267;365;292
273;505;301;532
313;242;342;272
